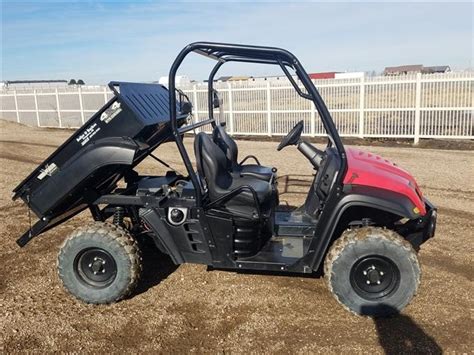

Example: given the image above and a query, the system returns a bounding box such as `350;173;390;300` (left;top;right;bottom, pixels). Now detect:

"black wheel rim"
74;248;117;288
350;255;400;300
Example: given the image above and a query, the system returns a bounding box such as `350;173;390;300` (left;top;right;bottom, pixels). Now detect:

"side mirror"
212;90;222;108
175;88;193;115
180;101;193;115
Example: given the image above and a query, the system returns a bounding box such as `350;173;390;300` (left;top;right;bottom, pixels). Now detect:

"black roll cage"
168;42;347;206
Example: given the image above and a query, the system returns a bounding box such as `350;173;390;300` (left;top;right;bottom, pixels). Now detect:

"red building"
308;72;339;80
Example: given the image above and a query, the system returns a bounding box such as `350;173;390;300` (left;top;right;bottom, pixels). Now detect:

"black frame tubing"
168;42;347;207
208;60;224;123
206;185;262;223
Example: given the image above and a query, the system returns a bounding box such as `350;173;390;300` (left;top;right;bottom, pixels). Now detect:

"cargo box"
12;81;188;230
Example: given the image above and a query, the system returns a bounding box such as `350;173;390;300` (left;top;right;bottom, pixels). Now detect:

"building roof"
216;76;233;82
384;65;423;74
384;64;451;75
228;76;251;81
4;80;67;84
425;66;450;73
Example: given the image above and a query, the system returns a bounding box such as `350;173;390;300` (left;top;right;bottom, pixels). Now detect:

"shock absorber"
113;206;125;227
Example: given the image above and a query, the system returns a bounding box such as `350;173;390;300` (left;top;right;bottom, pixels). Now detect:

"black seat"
194;132;274;217
212;124;275;181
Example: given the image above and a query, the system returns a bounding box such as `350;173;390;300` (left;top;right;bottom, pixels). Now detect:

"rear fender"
26;137;139;217
16;137;141;247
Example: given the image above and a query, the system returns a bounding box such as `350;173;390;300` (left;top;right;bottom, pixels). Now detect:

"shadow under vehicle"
12;42;437;316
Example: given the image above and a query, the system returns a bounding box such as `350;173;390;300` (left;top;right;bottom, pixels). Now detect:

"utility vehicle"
12;42;437;316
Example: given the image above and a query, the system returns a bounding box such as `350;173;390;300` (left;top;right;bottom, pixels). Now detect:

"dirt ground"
0;120;472;353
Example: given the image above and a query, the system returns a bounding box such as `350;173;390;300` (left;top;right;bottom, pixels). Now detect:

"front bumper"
422;198;437;240
398;198;437;249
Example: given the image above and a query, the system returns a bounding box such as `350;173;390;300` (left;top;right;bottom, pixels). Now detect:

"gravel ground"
0;120;473;353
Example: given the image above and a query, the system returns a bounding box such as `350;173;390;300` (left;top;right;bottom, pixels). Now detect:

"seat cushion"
229;175;272;204
235;164;275;181
224;176;275;217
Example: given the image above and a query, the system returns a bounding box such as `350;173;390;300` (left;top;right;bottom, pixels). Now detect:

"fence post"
13;90;20;123
103;86;108;104
78;86;85;124
359;74;365;138
55;88;62;128
414;73;422;144
227;82;234;135
33;89;40;127
266;81;272;136
192;84;199;132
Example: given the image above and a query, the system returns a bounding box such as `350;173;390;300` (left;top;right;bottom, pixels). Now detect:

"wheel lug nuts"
380;271;384;276
88;263;92;268
366;280;371;284
94;257;98;261
102;269;106;273
93;271;98;275
377;281;381;285
371;265;375;270
363;271;367;275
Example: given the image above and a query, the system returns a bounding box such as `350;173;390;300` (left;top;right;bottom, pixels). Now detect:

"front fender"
302;184;420;272
337;184;420;220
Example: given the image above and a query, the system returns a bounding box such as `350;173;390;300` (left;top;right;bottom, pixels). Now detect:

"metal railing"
0;72;472;143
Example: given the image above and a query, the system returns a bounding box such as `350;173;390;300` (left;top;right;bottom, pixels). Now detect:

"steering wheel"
277;120;304;151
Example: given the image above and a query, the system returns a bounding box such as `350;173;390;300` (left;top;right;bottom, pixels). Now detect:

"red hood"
343;148;426;215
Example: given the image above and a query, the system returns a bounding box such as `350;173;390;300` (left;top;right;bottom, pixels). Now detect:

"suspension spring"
113;207;125;227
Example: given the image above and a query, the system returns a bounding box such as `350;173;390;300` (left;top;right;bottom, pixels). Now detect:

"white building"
334;72;365;80
159;75;192;87
2;80;69;89
250;75;297;82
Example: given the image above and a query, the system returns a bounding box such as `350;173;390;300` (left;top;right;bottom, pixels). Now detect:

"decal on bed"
76;122;101;146
100;101;122;123
37;163;58;180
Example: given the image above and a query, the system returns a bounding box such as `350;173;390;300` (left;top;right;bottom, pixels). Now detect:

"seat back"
212;124;238;169
194;132;233;200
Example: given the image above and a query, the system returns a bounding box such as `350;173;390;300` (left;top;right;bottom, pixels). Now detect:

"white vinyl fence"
0;86;115;129
0;72;472;143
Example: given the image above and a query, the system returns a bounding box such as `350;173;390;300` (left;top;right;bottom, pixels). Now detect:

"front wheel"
324;227;420;317
57;222;142;304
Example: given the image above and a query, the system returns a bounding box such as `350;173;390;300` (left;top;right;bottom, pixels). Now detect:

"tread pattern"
57;222;142;304
324;226;420;315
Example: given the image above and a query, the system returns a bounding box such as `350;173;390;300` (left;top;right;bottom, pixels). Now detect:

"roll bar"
168;42;347;206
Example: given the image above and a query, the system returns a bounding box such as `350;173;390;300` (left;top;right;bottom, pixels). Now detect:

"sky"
1;1;473;84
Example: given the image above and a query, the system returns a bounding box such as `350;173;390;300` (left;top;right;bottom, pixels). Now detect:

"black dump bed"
12;81;187;236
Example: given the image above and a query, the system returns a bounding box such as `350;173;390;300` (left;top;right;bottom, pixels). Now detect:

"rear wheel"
57;222;142;304
324;227;420;317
